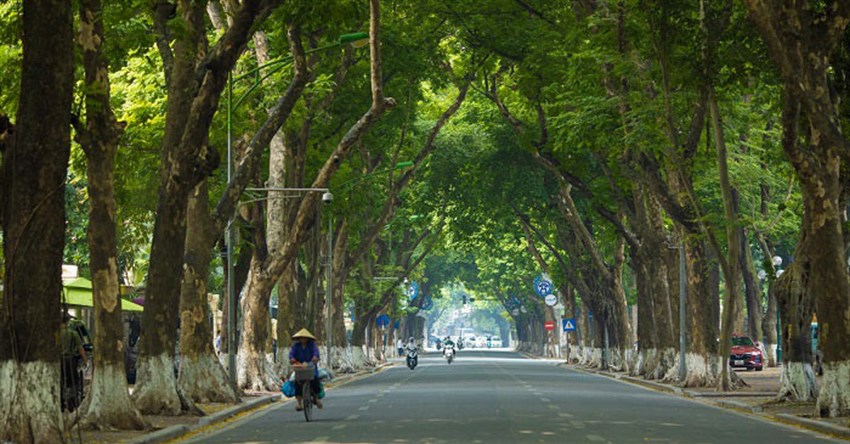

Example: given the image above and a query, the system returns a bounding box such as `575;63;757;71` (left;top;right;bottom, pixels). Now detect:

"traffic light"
462;295;467;304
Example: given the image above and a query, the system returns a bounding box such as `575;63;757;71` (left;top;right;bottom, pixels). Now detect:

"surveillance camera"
322;192;334;204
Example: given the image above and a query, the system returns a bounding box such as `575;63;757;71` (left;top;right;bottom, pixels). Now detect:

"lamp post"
772;255;783;363
324;191;334;367
223;32;368;385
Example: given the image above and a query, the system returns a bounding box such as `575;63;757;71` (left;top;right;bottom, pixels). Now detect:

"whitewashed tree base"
350;346;374;369
179;354;239;404
237;350;280;392
0;361;63;443
79;365;147;430
632;349;651;377
817;360;850;417
680;353;722;388
132;354;182;415
650;348;677;381
777;361;818;402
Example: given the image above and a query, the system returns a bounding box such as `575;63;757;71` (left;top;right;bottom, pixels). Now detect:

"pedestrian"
60;313;87;411
397;338;404;357
215;332;222;356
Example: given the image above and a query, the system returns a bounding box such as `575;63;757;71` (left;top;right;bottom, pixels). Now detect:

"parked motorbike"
406;348;419;370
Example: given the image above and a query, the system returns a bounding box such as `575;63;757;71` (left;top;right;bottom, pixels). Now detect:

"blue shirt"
289;341;320;376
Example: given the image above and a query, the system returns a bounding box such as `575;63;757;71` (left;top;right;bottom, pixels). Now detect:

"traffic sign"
544;294;557;306
511;308;520;316
376;314;390;327
544;321;556;331
562;318;576;332
533;274;553;298
406;282;419;301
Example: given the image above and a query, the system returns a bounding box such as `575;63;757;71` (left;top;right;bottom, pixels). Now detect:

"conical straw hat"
292;328;316;340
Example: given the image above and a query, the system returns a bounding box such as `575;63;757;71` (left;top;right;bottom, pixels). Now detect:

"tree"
0;0;74;441
72;0;147;430
135;0;283;415
744;0;850;416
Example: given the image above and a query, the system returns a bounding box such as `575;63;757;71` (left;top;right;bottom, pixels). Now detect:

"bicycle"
294;363;317;422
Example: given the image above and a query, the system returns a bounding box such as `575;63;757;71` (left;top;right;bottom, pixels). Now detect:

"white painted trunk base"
0;360;64;443
777;361;818;402
679;353;722;388
765;342;777;367
631;349;652;377
817;360;850;417
79;365;147;430
350;346;373;369
237;348;280;391
131;354;182;415
179;354;239;404
650;348;677;381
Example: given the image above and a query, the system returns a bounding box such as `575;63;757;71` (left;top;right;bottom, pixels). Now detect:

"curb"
567;363;850;441
196;395;278;427
127;362;396;443
125;425;191;444
125;395;279;444
775;414;850;439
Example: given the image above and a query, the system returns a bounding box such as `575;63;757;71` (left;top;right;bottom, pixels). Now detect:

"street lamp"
323;191;334;367
773;256;783;363
223;31;368;385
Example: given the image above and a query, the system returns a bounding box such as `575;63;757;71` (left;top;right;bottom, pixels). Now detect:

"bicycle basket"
294;364;315;381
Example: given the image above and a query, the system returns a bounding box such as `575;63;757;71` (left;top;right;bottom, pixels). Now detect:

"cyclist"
289;328;322;411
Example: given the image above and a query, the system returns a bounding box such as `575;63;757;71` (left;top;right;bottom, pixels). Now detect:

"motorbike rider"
404;337;419;366
289;328;323;411
442;336;455;356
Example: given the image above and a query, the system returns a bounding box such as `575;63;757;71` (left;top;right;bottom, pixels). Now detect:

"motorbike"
444;345;455;364
406;347;418;370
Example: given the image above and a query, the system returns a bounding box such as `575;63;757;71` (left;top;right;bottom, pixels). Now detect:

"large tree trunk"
238;260;279;391
775;261;816;402
137;0;278;414
0;0;73;441
75;0;147;430
681;236;722;388
744;0;850;417
178;182;240;403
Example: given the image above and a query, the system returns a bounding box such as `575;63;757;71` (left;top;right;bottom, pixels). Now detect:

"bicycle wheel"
302;381;313;422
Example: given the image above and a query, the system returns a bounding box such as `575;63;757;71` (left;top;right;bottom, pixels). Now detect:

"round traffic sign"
544;321;556;331
544;294;557;306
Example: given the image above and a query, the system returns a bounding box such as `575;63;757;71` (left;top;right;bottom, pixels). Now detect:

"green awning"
63;277;144;312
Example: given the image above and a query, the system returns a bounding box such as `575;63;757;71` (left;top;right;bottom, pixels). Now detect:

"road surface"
182;349;837;443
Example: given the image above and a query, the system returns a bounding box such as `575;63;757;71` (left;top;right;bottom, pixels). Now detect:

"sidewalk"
567;363;850;441
68;362;394;444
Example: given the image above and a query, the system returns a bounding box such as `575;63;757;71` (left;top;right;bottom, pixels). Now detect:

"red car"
729;336;763;371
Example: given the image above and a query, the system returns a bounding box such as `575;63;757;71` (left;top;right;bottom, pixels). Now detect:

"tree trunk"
0;0;73;441
710;89;743;392
178;182;240;403
743;0;850;417
238;260;279;391
138;0;279;414
74;0;147;430
740;227;762;342
775;262;816;402
682;236;722;388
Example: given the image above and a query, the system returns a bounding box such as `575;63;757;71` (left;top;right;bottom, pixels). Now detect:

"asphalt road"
182;349;839;443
